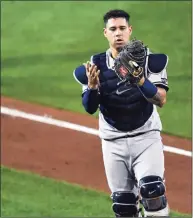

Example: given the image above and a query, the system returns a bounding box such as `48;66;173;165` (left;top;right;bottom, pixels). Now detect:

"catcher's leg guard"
111;191;140;217
139;175;169;216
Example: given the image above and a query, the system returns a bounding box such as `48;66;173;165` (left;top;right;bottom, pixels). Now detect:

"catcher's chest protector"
92;52;153;132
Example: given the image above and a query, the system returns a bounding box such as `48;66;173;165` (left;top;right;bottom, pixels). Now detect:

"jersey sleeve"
146;52;169;92
82;84;89;94
148;69;169;91
73;55;100;114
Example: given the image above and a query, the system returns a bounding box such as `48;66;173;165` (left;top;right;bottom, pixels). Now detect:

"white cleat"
143;204;170;217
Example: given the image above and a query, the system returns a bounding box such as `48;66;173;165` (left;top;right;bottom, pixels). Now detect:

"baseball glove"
114;39;147;84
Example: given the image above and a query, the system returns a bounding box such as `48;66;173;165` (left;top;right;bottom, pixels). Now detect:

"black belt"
103;129;160;141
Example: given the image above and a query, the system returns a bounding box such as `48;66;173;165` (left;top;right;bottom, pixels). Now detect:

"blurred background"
1;1;192;217
1;0;192;138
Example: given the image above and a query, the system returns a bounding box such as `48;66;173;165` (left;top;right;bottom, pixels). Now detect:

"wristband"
138;78;158;98
88;86;98;91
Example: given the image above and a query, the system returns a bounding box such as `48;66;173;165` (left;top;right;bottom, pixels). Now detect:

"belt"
103;129;160;141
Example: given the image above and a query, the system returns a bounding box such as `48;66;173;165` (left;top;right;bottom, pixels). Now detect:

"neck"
110;47;119;59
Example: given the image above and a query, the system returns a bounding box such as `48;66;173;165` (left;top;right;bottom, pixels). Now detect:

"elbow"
82;103;98;114
158;98;167;108
84;106;97;115
88;110;97;115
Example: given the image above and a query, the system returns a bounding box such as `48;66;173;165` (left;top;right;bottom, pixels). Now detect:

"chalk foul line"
1;106;192;158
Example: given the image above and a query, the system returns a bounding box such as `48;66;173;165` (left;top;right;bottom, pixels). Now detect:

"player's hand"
84;61;100;89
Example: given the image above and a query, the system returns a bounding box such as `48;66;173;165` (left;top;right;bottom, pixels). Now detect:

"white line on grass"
1;106;192;158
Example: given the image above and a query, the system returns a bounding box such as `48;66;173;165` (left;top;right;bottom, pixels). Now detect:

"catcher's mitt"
114;39;147;84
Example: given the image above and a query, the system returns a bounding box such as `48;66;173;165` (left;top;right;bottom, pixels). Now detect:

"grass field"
1;1;192;138
1;167;191;217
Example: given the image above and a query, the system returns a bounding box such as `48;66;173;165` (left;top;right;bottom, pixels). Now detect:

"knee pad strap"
141;195;167;212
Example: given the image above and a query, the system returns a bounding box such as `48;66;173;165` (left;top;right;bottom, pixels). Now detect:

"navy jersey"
73;48;169;133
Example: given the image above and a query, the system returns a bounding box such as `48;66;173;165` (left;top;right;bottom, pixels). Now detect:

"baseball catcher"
74;9;170;217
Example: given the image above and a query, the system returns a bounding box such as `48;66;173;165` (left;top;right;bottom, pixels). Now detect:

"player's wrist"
88;83;99;90
138;78;158;98
137;76;145;86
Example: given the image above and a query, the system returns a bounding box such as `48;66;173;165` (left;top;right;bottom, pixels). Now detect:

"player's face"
104;18;132;50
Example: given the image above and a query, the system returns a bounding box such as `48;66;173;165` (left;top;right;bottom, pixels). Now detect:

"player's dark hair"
103;9;130;25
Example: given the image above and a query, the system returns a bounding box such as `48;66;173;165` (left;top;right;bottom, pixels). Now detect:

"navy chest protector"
74;52;167;131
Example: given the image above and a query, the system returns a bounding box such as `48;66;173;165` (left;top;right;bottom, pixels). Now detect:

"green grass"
1;1;192;138
1;166;191;217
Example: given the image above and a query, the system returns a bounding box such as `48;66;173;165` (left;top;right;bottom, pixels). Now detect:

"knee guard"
111;191;140;217
139;175;168;213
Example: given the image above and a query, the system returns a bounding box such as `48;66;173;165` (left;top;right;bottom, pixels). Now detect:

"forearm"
138;77;166;108
82;88;100;114
147;90;166;107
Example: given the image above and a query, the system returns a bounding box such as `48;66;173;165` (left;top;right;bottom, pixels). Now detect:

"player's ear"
129;25;133;36
103;27;107;38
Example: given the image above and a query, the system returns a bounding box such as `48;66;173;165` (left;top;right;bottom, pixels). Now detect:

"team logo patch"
119;66;128;76
161;78;168;84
